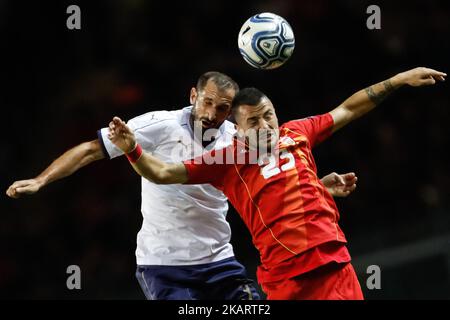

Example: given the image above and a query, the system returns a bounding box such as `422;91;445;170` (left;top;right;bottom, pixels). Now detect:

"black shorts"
136;257;260;300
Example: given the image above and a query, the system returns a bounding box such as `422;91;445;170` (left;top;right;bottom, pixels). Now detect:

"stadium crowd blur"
1;0;450;299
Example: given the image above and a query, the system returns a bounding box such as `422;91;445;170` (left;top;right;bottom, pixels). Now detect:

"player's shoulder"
222;119;237;135
282;114;329;130
281;117;312;130
127;109;182;131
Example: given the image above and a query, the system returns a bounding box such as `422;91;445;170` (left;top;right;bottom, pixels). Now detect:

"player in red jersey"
107;67;446;299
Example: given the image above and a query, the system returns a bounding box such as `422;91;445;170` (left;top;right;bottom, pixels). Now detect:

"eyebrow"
247;108;272;121
247;116;259;122
204;96;231;103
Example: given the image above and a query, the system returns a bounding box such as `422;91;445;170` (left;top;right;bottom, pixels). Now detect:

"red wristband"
126;144;143;163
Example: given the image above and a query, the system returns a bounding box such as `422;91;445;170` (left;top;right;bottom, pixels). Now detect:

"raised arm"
329;67;446;132
6;139;105;198
107;117;188;184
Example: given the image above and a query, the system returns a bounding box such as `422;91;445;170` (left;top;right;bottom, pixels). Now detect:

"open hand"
396;67;446;87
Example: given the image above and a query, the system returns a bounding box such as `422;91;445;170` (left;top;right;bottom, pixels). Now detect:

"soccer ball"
238;13;295;70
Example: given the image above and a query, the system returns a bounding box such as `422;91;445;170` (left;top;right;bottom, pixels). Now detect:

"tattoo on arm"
365;80;396;105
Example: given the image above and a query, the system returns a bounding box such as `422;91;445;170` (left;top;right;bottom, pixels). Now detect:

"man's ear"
190;87;197;105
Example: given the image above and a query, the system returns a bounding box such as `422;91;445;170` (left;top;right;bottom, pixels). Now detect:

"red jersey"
183;113;350;280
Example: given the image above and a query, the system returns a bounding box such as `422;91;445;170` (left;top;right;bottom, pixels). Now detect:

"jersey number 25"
258;151;295;179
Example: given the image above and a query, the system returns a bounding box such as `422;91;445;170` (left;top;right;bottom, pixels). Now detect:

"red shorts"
261;262;364;300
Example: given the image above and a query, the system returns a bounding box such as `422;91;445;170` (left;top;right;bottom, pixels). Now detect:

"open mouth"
201;120;215;128
257;135;274;148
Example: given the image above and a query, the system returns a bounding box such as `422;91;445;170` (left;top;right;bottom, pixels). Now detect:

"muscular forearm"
130;151;188;184
330;67;446;132
36;140;104;187
330;75;402;132
6;140;104;198
7;139;105;198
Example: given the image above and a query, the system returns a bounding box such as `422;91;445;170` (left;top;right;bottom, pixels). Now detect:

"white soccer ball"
238;12;295;70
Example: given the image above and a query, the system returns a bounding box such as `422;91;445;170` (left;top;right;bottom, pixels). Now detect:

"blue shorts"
136;257;260;300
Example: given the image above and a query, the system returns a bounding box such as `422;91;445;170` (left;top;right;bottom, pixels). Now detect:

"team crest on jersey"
278;136;296;148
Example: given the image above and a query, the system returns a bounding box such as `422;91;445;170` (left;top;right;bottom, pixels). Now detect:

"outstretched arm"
107;117;188;184
6;139;105;198
329;67;446;132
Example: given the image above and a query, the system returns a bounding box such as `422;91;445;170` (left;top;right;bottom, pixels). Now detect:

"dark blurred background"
1;0;450;299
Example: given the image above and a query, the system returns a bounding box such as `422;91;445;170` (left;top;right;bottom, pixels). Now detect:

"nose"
205;106;217;122
206;112;215;121
258;118;270;130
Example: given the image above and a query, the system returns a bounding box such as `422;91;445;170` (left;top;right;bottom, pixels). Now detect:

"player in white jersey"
101;107;236;266
6;71;358;299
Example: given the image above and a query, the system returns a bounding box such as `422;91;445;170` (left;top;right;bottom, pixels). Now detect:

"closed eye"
248;118;259;126
264;111;274;120
217;104;230;113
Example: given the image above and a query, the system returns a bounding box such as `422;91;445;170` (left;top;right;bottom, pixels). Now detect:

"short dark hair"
196;71;239;93
231;87;266;111
229;87;267;122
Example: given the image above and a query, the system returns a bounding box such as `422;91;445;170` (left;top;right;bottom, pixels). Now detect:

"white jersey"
98;106;236;265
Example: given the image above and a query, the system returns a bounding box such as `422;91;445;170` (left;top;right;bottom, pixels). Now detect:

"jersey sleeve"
285;113;334;148
97;111;172;159
182;147;230;187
